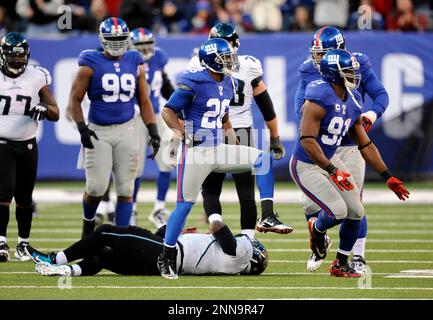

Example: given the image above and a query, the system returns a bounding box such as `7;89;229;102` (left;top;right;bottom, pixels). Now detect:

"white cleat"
148;209;169;229
351;255;367;274
14;242;31;262
306;235;332;272
35;262;72;276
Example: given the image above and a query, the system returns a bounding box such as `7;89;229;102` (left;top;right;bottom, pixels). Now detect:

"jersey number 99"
102;73;135;103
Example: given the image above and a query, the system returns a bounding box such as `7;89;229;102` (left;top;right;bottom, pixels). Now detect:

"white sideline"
32;188;433;204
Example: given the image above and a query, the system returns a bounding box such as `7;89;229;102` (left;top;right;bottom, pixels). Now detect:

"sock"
255;153;274;201
115;201;133;227
107;200;115;214
161;245;177;260
0;205;10;238
353;237;366;258
56;251;68;265
16;206;33;240
82;220;95;239
315;210;343;232
260;200;274;220
339;218;361;257
305;211;320;222
336;251;349;265
0;236;6;243
164;202;193;246
157;171;171;202
242;229;255;239
71;264;82;277
133;178;141;204
83;198;98;221
18;237;29;243
154;200;165;212
132;202;137;212
208;213;222;223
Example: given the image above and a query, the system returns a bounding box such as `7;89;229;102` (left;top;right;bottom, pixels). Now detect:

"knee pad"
329;199;348;220
86;179;109;198
302;194;321;216
115;180;134;198
347;201;365;220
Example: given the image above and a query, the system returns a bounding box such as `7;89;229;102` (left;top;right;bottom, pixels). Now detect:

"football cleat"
157;252;178;280
14;242;31;261
307;217;328;259
149;208;169;229
306;235;332;272
35;262;72;277
351;255;367;274
256;213;293;234
24;245;56;264
329;259;362;278
0;241;10;262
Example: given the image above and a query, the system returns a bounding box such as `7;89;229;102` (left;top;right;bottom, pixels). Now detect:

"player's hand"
270;136;285;160
386;177;410;201
29;103;48;121
77;122;99;149
361;111;377;133
329;168;354;191
146;123;160;160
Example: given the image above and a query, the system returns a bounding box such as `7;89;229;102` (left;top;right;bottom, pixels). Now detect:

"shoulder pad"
28;64;52;86
239;55;263;78
353;52;371;70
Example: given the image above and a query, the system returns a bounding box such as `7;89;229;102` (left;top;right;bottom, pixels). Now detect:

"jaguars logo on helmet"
198;38;240;76
0;32;30;77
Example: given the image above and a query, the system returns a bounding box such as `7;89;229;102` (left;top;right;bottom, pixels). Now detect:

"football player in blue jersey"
289;49;409;277
68;17;160;238
294;26;390;273
128;27;175;228
157;38;278;279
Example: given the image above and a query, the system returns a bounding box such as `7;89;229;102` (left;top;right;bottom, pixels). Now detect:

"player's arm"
301;100;353;191
38;85;59;121
161;70;175;100
137;64;156;125
67;66;99;149
253;79;285;160
209;220;237;256
222;113;239;145
349;117;409;200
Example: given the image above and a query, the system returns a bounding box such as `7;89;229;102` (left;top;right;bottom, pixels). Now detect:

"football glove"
29;103;48;121
386;177;410;201
146;123;161;160
329;168;354;192
77;122;99;149
361;111;377;133
270;136;285;160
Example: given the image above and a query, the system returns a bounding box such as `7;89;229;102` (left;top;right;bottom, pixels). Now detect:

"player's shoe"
351;255;367;274
24;245;56;264
306;235;332;272
256;213;293;234
307;217;328;259
149;209;169;229
14;242;31;261
329;259;362;278
35;262;72;276
0;241;10;262
157;253;178;280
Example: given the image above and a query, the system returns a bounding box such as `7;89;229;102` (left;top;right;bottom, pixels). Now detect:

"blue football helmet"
0;32;30;77
198;38;239;76
99;17;129;57
310;26;345;68
129;28;155;61
320;49;361;90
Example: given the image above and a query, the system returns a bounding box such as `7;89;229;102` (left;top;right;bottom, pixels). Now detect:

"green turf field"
1;200;433;300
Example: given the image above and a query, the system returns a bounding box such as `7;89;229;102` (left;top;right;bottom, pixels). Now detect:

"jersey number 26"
201;98;230;129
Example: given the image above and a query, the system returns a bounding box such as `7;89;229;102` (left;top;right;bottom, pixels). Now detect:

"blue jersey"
293;80;363;164
294;52;389;146
144;47;168;114
166;69;234;146
78;49;144;125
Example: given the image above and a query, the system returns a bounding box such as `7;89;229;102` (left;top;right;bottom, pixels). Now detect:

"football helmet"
320;49;361;90
199;38;239;76
209;22;240;52
99;17;129;57
240;237;268;275
129;27;155;61
309;26;345;68
0;32;30;77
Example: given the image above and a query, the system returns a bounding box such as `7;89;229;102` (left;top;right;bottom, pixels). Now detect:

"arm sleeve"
78;51;94;68
362;67;389;118
254;90;276;121
212;225;237;256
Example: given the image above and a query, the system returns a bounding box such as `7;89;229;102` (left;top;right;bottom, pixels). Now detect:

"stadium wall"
29;32;433;180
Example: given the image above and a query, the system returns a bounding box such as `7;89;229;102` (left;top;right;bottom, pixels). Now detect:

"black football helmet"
238;236;268;275
209;23;240;51
0;32;30;77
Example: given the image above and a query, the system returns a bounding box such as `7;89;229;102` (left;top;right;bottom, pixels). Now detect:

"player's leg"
159;144;214;279
214;144;292;234
149;114;175;227
201;171;225;223
335;146;367;272
112;119;139;227
95;180;115;226
0;140;15;262
83;125;114;238
13;138;38;261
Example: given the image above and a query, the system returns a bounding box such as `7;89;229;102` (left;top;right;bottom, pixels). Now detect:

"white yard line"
271;260;433;264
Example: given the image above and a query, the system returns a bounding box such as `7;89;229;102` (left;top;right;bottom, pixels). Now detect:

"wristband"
380;170;392;181
325;163;337;175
